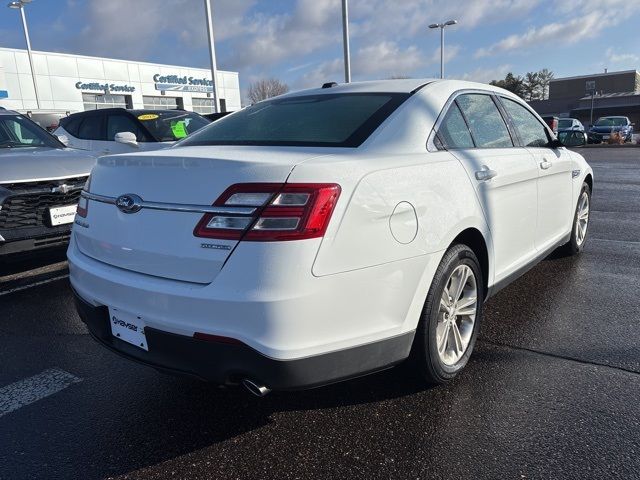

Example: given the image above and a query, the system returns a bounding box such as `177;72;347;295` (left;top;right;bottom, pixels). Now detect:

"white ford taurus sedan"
68;79;593;395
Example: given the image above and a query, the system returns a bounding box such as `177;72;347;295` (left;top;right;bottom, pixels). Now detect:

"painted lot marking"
0;368;81;418
0;274;69;296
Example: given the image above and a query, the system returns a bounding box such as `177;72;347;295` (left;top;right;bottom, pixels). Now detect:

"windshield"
0;115;63;149
558;119;573;129
136;111;210;142
178;93;410;148
595;117;627;127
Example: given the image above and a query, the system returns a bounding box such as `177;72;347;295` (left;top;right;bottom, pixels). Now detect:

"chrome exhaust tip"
241;378;271;397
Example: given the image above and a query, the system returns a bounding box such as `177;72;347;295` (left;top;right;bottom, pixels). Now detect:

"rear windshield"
595;117;627;127
558;119;573;129
178;93;410;148
136;111;210;142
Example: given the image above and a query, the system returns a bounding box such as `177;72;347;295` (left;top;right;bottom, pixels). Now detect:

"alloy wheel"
436;264;478;366
575;191;590;246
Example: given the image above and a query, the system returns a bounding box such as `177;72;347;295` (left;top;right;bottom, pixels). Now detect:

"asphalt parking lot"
1;147;639;480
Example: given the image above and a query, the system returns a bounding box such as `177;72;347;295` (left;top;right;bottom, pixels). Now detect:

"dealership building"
0;47;241;114
529;69;640;126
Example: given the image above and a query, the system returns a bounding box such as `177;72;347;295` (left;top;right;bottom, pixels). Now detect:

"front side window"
0;115;62;149
436;103;474;149
456;94;513;148
501;98;549;148
179;93;410;148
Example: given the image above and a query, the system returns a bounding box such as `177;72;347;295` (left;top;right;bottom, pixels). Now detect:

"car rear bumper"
73;289;414;390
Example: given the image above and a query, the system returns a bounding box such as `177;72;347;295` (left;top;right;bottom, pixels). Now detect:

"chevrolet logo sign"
51;184;72;194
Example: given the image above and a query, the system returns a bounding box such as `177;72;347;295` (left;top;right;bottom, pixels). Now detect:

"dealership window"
192;98;214;114
142;96;184;110
82;93;132;110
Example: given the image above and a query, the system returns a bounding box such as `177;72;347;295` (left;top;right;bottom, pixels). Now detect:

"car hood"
0;147;97;184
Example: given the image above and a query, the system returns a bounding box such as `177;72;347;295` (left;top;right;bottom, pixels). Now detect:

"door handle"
540;159;553;170
475;166;497;181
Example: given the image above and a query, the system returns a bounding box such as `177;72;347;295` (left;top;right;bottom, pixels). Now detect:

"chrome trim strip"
80;191;257;215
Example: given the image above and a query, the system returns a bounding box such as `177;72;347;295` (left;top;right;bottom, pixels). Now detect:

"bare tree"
247;78;290;104
537;68;554;100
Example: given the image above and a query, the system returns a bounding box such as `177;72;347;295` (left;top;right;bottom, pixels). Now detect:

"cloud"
605;48;639;65
221;0;342;71
475;8;626;58
456;64;513;84
295;40;435;89
69;0;255;61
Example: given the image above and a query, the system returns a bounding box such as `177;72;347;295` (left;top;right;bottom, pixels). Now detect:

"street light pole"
341;0;351;83
204;0;221;113
428;20;457;79
8;0;40;109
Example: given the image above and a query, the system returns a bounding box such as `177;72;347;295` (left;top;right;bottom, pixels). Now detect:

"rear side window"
61;116;82;137
107;115;148;142
501;98;549;148
456;94;512;148
179;93;410;148
77;116;104;140
435;103;474;149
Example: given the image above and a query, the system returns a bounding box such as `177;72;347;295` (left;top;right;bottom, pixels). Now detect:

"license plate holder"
49;204;77;226
108;307;148;351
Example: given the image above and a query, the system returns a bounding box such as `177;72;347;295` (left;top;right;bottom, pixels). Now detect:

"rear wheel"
412;244;483;385
561;182;591;256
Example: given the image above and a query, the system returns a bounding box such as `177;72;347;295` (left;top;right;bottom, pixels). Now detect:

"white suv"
68;80;593;395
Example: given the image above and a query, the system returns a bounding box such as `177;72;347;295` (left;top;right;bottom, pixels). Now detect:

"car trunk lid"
74;145;327;283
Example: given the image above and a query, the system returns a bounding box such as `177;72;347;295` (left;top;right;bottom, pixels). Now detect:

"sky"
1;0;639;100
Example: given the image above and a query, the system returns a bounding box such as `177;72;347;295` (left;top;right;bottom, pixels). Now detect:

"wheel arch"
449;228;490;300
584;173;593;193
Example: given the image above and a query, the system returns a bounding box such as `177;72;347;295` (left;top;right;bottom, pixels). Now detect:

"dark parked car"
588;116;634;143
0;109;95;256
54;108;209;156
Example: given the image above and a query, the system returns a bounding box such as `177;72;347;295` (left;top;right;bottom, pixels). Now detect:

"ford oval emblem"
115;194;143;214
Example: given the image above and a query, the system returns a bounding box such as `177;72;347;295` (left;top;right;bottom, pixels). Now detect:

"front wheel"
412;244;483;385
561;182;591;256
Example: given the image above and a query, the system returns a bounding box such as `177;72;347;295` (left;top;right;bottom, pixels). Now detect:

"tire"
412;244;484;385
560;182;591;256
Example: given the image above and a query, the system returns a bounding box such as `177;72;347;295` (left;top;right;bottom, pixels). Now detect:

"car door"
499;97;573;251
438;92;539;280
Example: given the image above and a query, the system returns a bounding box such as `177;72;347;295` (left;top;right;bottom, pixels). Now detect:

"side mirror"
547;138;564;149
557;131;587;147
56;134;69;146
114;131;138;147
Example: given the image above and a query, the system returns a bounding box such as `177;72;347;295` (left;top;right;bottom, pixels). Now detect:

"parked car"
0;109;95;256
542;115;559;134
558;117;584;132
588;116;634;143
54;108;209;156
69;79;592;395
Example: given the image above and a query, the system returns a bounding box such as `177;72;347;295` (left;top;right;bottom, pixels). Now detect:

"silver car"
0;108;96;256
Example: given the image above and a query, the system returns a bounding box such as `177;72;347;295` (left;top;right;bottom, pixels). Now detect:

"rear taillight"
194;183;341;241
76;176;91;218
